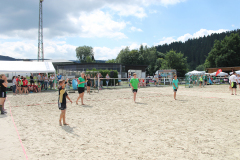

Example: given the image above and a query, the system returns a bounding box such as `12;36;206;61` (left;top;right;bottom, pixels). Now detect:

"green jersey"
204;76;207;81
213;76;216;80
172;79;179;89
130;78;139;89
78;77;85;87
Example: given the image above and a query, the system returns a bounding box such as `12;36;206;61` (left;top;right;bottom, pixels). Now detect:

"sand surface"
2;85;240;159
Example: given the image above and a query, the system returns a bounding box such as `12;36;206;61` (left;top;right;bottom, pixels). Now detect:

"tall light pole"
38;0;44;61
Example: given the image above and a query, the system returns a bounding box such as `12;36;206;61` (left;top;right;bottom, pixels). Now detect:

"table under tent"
0;61;56;90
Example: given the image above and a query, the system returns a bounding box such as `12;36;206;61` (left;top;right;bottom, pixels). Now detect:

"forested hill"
155;29;240;70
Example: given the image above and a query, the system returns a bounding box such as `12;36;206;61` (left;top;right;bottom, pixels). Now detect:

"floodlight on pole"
38;0;44;61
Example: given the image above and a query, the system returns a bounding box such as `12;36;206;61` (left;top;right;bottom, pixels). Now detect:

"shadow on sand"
82;105;93;108
61;126;79;137
0;114;8;118
135;102;148;105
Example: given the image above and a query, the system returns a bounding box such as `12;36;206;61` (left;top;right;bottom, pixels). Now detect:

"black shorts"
87;82;91;87
200;81;202;84
232;82;237;88
78;87;85;94
204;80;207;82
23;86;28;88
174;89;177;92
132;89;138;93
58;102;66;110
0;92;6;98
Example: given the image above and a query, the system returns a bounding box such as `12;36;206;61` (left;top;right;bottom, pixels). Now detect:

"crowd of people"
11;73;57;95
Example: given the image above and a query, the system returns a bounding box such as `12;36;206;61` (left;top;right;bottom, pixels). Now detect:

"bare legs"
87;86;90;94
76;93;85;105
133;92;137;102
59;110;68;126
232;88;237;95
0;98;6;114
174;92;176;100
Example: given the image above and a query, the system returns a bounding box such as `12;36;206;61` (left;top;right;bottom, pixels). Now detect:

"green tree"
116;47;131;64
161;50;188;77
106;59;117;63
86;56;95;63
205;33;240;68
196;64;205;71
76;45;94;63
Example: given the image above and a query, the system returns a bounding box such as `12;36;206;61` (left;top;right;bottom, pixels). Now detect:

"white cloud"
149;10;158;14
93;46;124;60
232;24;235;27
77;10;127;39
131;26;143;32
0;40;77;60
155;28;229;45
108;4;147;18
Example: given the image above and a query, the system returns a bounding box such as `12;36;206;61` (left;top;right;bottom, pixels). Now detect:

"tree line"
76;29;240;76
155;29;240;70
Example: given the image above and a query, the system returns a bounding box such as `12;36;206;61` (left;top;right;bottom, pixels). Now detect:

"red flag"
216;69;222;76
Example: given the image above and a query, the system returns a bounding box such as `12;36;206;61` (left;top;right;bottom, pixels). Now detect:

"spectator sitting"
38;82;42;92
139;78;146;87
32;82;38;93
28;82;34;93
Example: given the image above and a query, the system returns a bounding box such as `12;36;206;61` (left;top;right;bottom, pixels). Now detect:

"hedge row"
86;69;119;86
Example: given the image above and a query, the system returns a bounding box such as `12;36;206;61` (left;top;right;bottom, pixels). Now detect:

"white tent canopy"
210;72;228;77
186;70;205;75
230;70;240;75
0;61;55;73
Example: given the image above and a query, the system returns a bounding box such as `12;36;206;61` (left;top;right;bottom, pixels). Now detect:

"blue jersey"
57;75;62;80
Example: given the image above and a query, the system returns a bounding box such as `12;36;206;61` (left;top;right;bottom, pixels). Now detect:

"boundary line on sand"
6;98;28;160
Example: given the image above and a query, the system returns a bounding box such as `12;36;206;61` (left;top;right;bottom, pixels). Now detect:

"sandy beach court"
1;85;240;159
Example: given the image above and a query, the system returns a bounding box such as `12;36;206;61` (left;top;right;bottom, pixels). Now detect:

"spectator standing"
16;76;22;95
90;74;93;87
199;75;203;88
12;76;17;95
99;73;103;89
0;74;8;114
94;73;98;88
154;74;158;86
37;73;41;84
106;74;110;87
57;73;62;83
44;74;49;90
22;77;29;94
213;75;216;84
30;73;34;85
49;74;54;90
158;73;162;85
86;74;91;94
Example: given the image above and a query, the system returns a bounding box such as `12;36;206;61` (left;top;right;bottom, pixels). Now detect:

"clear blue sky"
0;0;239;60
